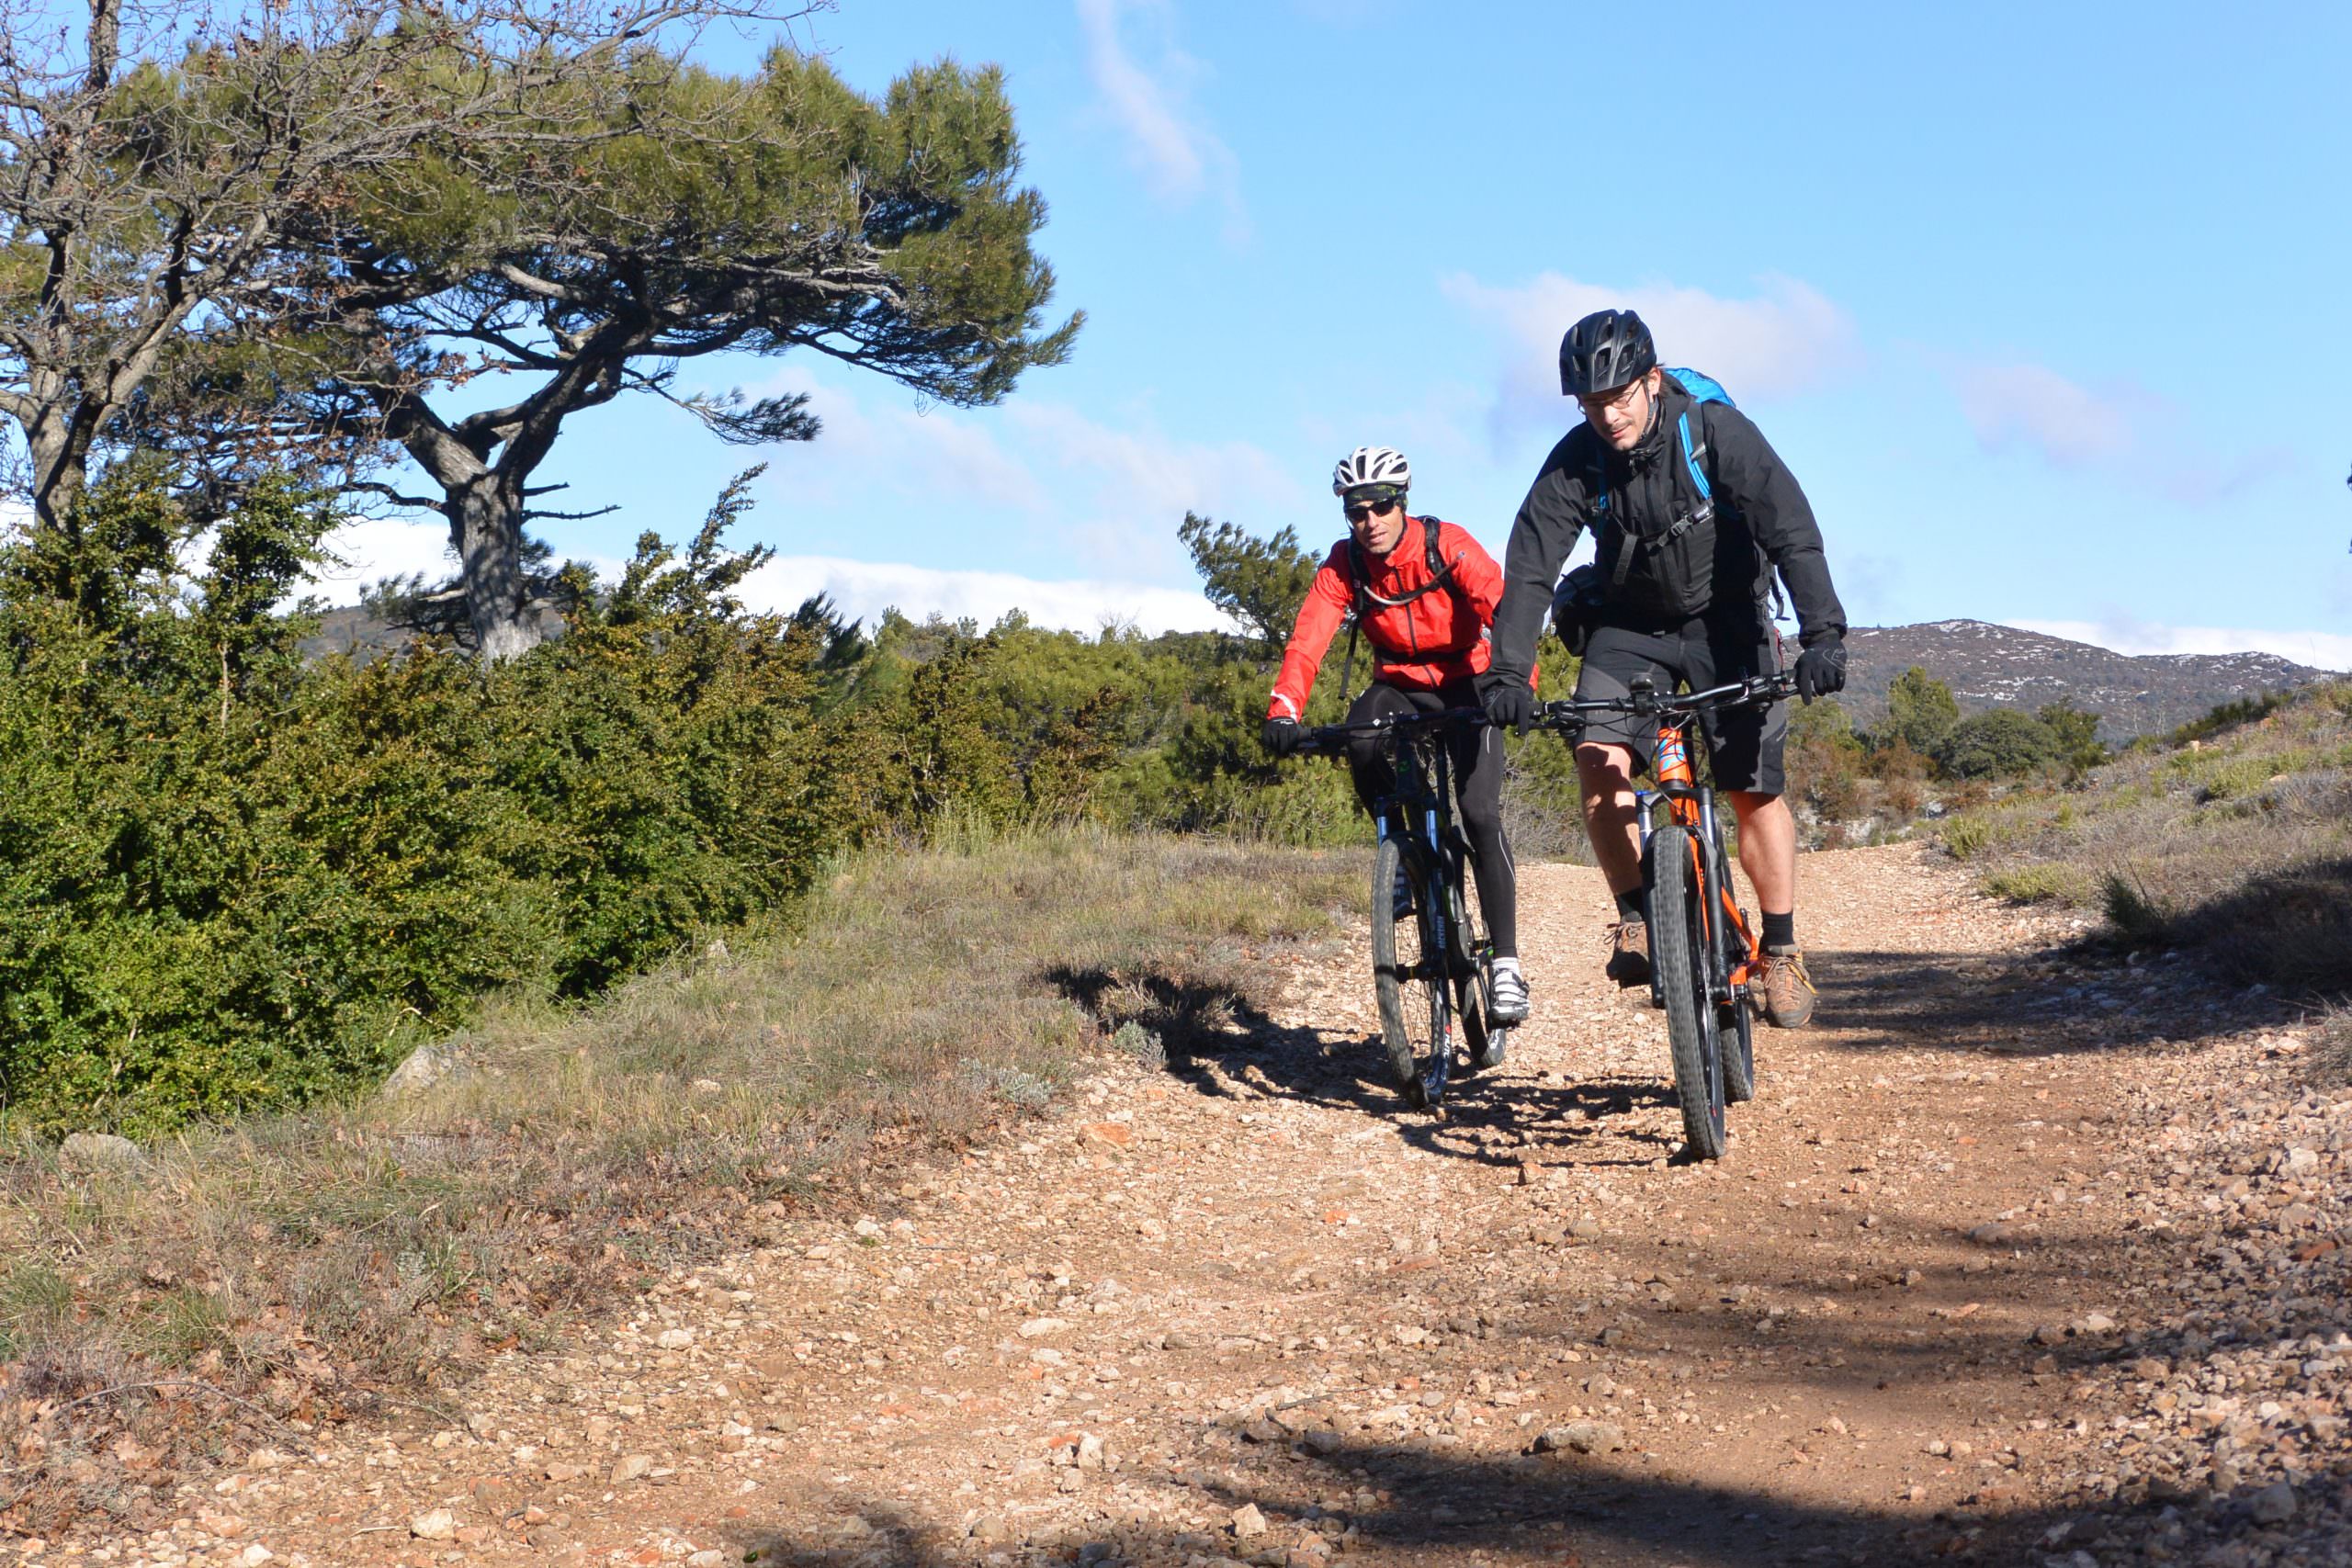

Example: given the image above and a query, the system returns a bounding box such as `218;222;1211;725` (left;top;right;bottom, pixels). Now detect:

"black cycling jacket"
1487;374;1847;689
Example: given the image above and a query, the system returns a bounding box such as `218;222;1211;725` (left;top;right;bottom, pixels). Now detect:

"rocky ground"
23;844;2348;1568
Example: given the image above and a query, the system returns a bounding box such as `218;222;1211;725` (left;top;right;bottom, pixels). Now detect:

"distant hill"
1840;619;2335;741
300;604;413;664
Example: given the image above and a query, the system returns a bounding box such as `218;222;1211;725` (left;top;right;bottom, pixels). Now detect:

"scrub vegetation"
1939;678;2352;1001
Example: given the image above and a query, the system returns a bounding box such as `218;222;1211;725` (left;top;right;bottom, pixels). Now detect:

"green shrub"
0;469;852;1132
1878;665;1958;756
2166;691;2294;747
2193;748;2319;804
1940;814;1997;860
1982;863;2085;905
1936;708;2060;779
2101;869;2175;945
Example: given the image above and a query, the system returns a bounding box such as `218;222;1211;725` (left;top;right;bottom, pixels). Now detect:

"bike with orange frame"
1536;671;1797;1160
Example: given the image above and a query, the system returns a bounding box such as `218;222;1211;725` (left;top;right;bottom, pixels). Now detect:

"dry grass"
0;827;1353;1538
1940;680;2352;997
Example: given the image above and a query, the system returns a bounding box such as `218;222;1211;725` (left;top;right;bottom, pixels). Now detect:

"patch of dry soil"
52;845;2349;1568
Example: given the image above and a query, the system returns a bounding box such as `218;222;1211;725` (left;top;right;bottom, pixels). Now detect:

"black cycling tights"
1341;681;1518;959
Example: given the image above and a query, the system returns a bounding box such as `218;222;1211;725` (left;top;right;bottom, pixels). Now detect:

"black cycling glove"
1476;672;1534;736
1261;716;1309;757
1793;634;1848;705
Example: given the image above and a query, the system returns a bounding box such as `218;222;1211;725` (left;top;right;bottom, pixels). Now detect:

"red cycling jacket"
1267;515;1526;721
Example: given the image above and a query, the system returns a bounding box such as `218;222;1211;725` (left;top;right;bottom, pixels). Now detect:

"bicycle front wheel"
1645;825;1726;1160
1371;834;1448;1108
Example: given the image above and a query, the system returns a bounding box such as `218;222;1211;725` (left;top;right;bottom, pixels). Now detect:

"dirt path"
62;845;2351;1568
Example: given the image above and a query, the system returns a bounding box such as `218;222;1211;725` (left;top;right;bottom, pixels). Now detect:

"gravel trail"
61;844;2350;1568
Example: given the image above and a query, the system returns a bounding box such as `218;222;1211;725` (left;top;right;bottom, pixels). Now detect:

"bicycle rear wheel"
1709;840;1757;1105
1450;861;1504;1073
1723;992;1757;1104
1645;825;1726;1160
1371;835;1448;1108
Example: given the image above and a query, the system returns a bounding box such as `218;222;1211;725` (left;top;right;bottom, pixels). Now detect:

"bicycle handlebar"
1534;671;1797;732
1299;706;1487;756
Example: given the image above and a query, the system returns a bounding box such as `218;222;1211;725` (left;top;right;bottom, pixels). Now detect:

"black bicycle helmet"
1557;309;1657;397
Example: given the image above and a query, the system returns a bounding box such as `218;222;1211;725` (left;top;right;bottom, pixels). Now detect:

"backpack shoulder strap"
1676;409;1713;502
1421;516;1474;617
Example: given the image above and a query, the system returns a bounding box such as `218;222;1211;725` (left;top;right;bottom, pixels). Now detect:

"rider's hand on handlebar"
1261;716;1311;758
1793;633;1848;705
1476;672;1534;736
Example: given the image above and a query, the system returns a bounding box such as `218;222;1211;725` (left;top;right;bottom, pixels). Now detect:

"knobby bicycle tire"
1724;987;1757;1104
1451;860;1502;1073
1646;825;1727;1160
1371;835;1447;1108
1710;838;1757;1105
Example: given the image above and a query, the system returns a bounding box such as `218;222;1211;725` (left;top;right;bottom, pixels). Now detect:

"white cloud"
1441;270;1860;439
1076;0;1244;230
744;554;1230;636
2016;617;2352;672
309;514;455;603
775;368;1047;512
1947;361;2290;504
723;365;1310;577
1006;400;1306;563
1955;363;2136;466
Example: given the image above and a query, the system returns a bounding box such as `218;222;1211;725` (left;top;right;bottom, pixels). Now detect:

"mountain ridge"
1840;617;2333;740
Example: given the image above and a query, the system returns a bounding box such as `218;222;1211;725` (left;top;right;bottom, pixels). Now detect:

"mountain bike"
1298;708;1506;1109
1535;671;1796;1160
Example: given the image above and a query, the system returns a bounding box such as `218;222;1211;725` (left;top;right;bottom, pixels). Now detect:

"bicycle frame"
1634;711;1762;1008
1537;672;1793;1015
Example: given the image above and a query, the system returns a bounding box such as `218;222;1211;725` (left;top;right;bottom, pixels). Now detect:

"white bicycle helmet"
1332;446;1411;496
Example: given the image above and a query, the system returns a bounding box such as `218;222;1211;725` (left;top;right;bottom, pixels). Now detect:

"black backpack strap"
1592;457;1637;593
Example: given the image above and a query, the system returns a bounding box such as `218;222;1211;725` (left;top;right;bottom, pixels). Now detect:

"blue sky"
323;0;2352;667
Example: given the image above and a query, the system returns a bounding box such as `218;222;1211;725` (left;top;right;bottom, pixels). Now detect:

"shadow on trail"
1043;961;1681;1169
726;1421;2278;1568
1806;945;2305;1060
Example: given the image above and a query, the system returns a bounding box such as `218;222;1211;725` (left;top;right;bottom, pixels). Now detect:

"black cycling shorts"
1571;614;1788;795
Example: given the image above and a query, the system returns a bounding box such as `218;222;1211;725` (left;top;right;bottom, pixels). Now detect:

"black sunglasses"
1344;497;1404;523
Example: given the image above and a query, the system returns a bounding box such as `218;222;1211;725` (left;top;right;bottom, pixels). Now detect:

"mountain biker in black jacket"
1477;309;1849;1029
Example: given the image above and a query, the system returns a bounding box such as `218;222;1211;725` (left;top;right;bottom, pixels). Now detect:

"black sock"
1615;889;1645;922
1761;910;1795;952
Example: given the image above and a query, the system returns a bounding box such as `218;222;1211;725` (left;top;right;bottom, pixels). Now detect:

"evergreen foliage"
2036;698;2110;780
1935;707;2062;779
0;467;842;1132
1178;511;1318;656
1880;665;1961;756
273;47;1080;658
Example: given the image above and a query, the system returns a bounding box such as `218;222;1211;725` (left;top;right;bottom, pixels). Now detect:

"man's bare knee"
1576;743;1638;787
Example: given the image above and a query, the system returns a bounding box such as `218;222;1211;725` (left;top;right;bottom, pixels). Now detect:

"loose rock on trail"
53;845;2351;1567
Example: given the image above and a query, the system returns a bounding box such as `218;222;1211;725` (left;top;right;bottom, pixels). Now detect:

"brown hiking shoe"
1603;920;1651;987
1756;947;1817;1029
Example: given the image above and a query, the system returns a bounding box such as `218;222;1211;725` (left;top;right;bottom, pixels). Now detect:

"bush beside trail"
0;472;849;1133
1940;679;2352;1002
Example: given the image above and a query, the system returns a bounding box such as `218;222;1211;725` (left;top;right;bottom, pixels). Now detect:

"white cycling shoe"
1488;958;1530;1025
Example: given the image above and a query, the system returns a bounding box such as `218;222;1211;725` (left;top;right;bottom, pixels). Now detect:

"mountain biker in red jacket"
1262;446;1531;1025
